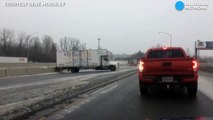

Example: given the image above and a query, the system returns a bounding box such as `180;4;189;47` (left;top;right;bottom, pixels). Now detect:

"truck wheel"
71;69;75;73
71;68;80;73
109;66;116;71
139;81;149;96
187;82;197;97
75;68;80;73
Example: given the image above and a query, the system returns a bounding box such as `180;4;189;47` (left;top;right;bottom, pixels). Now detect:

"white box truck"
56;49;119;73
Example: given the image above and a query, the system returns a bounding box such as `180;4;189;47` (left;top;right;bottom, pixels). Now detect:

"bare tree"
71;38;81;50
60;37;69;51
17;32;27;47
0;28;14;56
186;48;191;56
42;35;54;52
60;37;83;51
17;32;28;56
152;43;163;48
80;43;87;50
29;37;43;62
50;43;57;62
0;28;82;62
42;35;56;62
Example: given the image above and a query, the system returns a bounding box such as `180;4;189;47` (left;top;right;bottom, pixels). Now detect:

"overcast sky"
0;0;213;55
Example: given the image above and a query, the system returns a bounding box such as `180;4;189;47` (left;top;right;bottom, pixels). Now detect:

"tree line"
0;28;86;62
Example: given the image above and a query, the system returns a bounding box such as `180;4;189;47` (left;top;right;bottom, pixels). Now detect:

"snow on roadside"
0;68;136;119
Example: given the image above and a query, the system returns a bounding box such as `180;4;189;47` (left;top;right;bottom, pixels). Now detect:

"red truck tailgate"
142;58;194;75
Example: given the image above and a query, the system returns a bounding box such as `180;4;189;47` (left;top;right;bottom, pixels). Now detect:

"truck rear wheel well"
109;65;116;71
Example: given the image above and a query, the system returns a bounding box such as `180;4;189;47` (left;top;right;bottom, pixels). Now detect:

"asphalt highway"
1;68;213;120
0;66;136;120
44;71;213;120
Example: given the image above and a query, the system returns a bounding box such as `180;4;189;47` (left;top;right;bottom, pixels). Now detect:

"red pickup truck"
138;47;198;96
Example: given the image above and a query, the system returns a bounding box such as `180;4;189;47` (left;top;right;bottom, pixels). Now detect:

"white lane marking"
198;76;213;100
0;69;134;91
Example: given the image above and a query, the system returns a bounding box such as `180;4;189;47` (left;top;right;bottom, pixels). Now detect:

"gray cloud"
0;0;212;55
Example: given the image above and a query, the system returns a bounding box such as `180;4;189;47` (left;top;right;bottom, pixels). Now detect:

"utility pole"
195;41;197;58
159;32;172;47
194;40;200;58
98;38;101;49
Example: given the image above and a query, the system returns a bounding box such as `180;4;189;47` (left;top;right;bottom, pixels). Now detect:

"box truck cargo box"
56;49;119;73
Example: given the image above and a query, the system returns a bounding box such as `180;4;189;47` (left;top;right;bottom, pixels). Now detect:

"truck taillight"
192;60;198;71
138;61;144;72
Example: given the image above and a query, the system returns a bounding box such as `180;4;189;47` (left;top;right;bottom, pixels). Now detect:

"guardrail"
0;63;56;77
0;63;56;68
0;61;129;78
0;67;56;77
199;63;213;72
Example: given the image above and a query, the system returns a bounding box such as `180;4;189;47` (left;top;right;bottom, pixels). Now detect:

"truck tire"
71;68;80;73
139;81;149;96
71;69;75;73
187;82;197;97
75;68;80;73
109;65;116;71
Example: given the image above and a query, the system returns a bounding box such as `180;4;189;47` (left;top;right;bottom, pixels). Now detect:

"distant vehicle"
56;49;119;73
138;47;198;96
